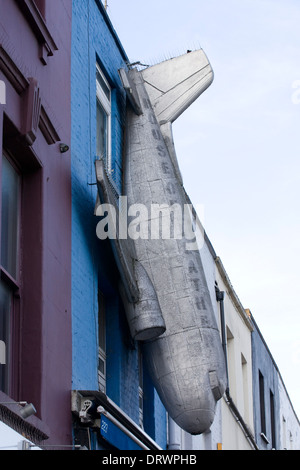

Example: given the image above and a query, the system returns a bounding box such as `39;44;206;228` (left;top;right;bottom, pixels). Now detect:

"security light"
60;143;69;153
19;403;36;419
0;401;37;419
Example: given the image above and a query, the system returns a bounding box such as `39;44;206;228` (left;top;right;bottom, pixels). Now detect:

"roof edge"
95;0;129;63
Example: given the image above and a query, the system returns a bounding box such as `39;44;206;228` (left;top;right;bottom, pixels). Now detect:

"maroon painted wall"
0;0;72;447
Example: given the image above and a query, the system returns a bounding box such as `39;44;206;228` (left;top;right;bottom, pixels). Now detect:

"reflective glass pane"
96;100;108;160
1;156;20;279
98;357;105;375
0;281;11;393
96;69;110;101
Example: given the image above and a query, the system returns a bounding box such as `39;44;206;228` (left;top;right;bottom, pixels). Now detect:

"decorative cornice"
22;77;42;146
0;45;29;94
15;0;58;65
39;105;60;145
0;43;61;145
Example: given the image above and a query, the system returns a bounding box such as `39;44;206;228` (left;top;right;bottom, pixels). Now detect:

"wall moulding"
0;43;61;145
0;45;29;94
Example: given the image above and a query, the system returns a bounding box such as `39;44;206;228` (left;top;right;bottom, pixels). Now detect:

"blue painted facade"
71;0;167;450
251;317;280;450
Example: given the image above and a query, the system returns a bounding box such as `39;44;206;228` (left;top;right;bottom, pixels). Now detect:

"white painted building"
278;377;300;450
176;228;256;450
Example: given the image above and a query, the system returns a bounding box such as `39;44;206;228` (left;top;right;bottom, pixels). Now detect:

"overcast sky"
106;0;300;418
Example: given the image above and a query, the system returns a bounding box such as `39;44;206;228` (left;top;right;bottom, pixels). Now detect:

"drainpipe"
215;287;229;394
168;416;181;450
215;285;259;450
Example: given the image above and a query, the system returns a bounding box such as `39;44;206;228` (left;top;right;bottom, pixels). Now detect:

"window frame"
96;64;112;173
0;151;22;395
98;290;106;394
270;390;276;449
1;151;22;285
259;370;267;438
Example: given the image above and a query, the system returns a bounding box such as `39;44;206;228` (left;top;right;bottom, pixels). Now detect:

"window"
289;431;293;450
259;371;266;436
241;353;249;422
282;416;287;449
270;390;276;449
138;345;144;429
96;65;111;171
0;153;21;394
98;291;106;393
226;326;236;399
1;155;21;279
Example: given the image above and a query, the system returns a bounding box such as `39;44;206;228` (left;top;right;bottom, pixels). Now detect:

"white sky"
106;0;300;418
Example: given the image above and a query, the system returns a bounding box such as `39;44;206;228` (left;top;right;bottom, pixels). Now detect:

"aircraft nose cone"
175;409;215;435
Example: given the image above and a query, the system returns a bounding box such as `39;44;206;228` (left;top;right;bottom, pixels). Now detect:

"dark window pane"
98;358;105;375
1;156;20;280
259;371;266;435
270;391;276;449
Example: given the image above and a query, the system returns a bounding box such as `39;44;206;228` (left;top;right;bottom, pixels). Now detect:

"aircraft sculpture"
95;49;227;434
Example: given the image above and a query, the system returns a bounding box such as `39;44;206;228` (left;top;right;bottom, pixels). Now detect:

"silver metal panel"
96;50;227;434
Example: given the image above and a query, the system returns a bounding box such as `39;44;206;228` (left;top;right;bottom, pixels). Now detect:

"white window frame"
96;64;112;172
98;291;106;393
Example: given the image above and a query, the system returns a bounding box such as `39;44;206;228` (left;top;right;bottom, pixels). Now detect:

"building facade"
215;257;256;450
278;372;300;450
252;315;300;450
177;238;257;451
252;316;280;449
70;0;166;450
0;0;72;448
